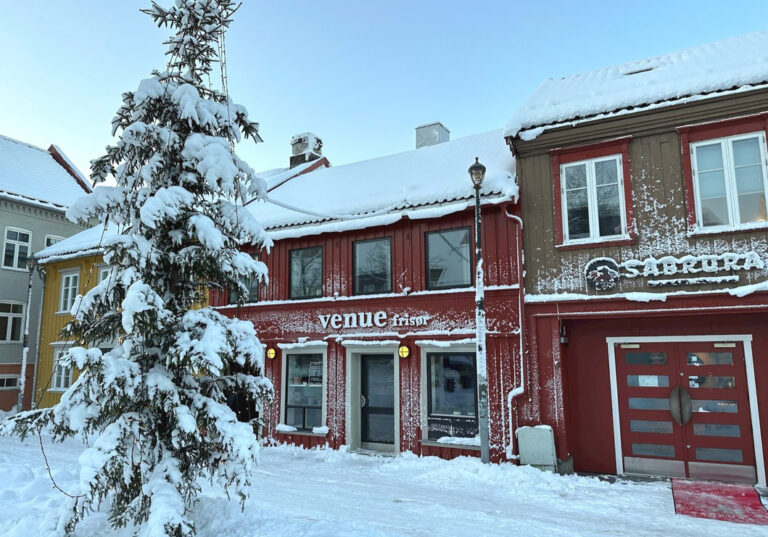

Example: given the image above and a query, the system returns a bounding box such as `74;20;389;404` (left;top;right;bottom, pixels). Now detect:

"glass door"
361;354;395;450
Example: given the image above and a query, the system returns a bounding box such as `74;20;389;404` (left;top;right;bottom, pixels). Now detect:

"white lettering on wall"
318;310;431;330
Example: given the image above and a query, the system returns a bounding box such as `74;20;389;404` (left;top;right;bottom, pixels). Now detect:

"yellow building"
32;224;115;408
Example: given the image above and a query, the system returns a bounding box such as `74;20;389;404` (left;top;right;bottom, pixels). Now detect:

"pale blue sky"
2;1;768;179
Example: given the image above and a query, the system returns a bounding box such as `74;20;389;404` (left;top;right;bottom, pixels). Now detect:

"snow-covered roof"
250;129;517;238
36;223;118;264
505;31;768;138
0;135;91;210
256;159;328;191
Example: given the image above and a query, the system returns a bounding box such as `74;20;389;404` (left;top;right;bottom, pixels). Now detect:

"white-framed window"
0;302;24;342
59;271;80;313
51;349;73;392
45;235;64;248
2;228;31;270
0;375;19;390
98;266;112;283
279;347;328;433
691;132;768;229
561;155;627;243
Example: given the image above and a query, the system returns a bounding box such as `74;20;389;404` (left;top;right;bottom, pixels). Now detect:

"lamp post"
468;157;490;463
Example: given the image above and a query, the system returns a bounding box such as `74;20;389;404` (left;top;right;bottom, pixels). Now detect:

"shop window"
0;303;23;342
284;354;323;430
426;228;471;290
426;352;478;440
289;246;322;299
551;137;635;248
353;238;392;295
0;375;18;390
51;350;73;392
227;276;260;305
59;271;80;313
690;133;768;229
3;228;31;270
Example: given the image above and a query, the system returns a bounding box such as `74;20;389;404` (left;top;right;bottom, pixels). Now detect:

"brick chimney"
290;132;323;168
415;122;450;149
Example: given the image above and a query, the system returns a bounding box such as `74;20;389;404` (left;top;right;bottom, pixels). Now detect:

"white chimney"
415;122;450;149
290;132;323;168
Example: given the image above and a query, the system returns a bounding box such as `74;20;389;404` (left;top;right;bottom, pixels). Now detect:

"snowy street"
0;435;765;537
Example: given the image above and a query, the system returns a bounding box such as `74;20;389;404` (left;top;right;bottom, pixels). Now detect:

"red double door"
615;340;757;483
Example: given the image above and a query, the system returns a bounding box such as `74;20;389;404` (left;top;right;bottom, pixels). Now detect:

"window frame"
45;235;64;248
0;301;24;344
50;349;73;392
0;375;19;390
353;237;393;296
2;227;32;271
58;270;80;314
550;137;636;249
281;350;327;433
288;246;324;300
424;227;473;291
689;131;768;232
97;265;112;284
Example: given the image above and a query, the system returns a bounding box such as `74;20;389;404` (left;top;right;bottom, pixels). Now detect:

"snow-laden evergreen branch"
1;2;273;536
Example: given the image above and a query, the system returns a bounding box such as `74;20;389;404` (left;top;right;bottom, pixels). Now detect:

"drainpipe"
505;206;525;459
16;259;36;412
29;261;46;409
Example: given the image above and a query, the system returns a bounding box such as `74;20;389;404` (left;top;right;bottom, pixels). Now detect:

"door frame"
606;334;765;486
344;343;400;453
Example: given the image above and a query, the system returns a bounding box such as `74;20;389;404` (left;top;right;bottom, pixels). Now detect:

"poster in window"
308;362;322;385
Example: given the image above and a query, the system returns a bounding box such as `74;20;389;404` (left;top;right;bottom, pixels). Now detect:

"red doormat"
672;479;768;525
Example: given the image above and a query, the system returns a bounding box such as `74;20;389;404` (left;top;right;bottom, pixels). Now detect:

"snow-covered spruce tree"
3;1;273;535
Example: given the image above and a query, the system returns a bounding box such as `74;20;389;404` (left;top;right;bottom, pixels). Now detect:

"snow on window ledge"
687;222;768;237
275;423;297;433
275;423;329;436
276;340;328;350
421;438;481;450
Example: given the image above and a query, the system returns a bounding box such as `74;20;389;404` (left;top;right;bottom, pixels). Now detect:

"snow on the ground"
0;434;765;537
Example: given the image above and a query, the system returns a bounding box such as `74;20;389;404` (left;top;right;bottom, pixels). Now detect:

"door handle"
680;388;692;425
669;386;682;425
361;394;367;408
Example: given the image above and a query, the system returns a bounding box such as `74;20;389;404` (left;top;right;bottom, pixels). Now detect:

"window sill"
0;341;22;345
275;429;328;437
1;266;29;273
47;388;68;393
556;235;635;251
55;311;72;316
687;223;768;237
419;439;481;451
0;387;19;391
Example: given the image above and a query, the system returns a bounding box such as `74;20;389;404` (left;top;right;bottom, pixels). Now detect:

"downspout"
505;206;525;459
29;262;46;409
16;259;36;411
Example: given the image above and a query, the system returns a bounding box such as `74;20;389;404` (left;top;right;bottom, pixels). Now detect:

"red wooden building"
506;32;768;486
214;126;521;461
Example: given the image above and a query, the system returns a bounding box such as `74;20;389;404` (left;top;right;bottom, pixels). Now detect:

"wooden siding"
34;255;104;408
514;90;768;297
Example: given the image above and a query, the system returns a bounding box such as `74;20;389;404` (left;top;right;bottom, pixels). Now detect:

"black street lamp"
468;157;490;463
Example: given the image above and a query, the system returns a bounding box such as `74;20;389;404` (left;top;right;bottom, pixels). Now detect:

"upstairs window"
561;156;627;242
691;132;768;229
98;266;112;283
426;228;472;290
45;235;64;248
0;303;23;342
3;228;31;270
59;271;80;313
228;276;260;305
354;238;392;295
290;246;323;299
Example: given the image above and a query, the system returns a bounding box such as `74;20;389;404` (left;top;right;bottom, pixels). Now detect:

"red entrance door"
615;340;756;483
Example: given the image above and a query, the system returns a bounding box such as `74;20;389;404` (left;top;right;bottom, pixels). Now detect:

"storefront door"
361;354;395;450
613;340;758;483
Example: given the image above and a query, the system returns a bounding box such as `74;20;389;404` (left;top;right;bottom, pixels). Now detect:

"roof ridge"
0;133;49;154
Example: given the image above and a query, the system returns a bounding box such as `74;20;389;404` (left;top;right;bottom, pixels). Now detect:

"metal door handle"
680;388;692;425
669;386;682;425
361;394;367;408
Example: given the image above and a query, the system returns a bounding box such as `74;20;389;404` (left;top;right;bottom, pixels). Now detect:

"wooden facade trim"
677;112;768;232
550;137;636;249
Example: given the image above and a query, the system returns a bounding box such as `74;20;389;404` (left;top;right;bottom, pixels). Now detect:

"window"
45;235;64;248
98;266;112;283
3;228;31;270
0;303;23;342
354;238;392;295
51;350;73;391
0;376;18;390
228;277;259;305
691;132;768;229
426;352;478;440
284;354;323;430
289;246;322;299
59;272;80;312
561;156;626;242
426;228;472;290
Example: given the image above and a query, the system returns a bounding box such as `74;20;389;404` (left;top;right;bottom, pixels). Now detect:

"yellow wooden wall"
34;254;104;408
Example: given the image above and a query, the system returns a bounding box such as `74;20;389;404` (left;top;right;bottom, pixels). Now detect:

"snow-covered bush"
2;2;273;536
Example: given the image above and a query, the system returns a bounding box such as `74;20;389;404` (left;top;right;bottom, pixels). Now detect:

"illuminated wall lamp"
398;345;410;359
